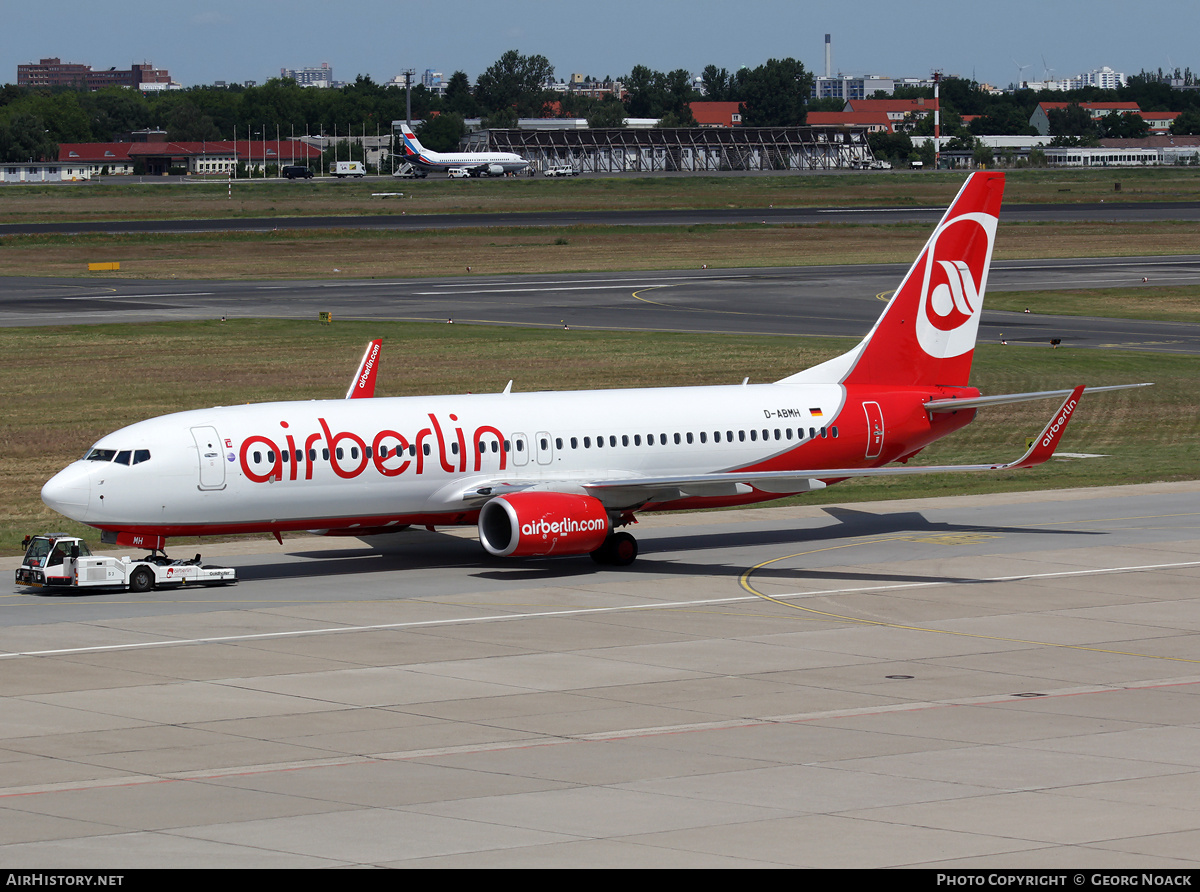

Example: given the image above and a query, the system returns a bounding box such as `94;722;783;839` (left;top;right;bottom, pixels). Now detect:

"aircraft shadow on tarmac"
230;506;1100;590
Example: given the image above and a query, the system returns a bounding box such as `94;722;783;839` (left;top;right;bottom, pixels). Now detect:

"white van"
332;161;366;178
446;168;471;179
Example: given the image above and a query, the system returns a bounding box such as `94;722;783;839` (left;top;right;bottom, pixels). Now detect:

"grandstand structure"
469;126;875;173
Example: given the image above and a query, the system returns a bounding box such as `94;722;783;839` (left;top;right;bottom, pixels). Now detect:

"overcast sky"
3;1;1197;90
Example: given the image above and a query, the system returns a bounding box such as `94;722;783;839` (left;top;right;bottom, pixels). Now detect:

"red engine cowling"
478;492;610;557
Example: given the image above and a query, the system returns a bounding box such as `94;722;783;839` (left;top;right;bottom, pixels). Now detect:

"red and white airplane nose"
42;463;91;519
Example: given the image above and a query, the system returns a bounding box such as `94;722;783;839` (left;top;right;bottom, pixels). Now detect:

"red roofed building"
1030;102;1141;135
689;102;743;127
58;143;135;176
807;111;894;133
57;140;320;177
843;98;939;131
1142;111;1182;134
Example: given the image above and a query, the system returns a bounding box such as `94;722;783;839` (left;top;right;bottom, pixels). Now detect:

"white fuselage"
401;128;529;175
44;380;851;537
418;152;527;173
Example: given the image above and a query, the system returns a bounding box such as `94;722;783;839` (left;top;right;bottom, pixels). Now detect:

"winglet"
346;339;382;399
996;385;1085;470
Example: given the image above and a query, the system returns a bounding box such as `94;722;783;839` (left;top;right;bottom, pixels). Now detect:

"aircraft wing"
458;386;1088;507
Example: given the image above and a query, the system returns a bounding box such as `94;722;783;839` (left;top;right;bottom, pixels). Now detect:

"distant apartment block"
282;62;333;88
1018;66;1127;93
17;58;172;90
1075;66;1126;90
422;69;445;96
544;75;622;99
812;75;895;101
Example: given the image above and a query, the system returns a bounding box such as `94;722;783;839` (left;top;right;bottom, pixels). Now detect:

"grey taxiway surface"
4;199;1200;236
6;254;1200;353
2;482;1199;867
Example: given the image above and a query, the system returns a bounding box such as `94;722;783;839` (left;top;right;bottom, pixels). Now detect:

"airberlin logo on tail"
927;259;979;331
915;211;997;360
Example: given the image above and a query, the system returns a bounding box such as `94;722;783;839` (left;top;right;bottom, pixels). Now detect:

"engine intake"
478;492;609;557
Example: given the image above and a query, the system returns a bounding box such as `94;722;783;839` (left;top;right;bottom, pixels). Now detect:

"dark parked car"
282;165;313;180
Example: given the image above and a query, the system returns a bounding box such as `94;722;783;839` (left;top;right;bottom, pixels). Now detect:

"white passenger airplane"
399;124;529;177
41;172;1147;567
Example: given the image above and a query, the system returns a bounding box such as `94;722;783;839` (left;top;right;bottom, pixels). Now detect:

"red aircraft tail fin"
842;171;1005;387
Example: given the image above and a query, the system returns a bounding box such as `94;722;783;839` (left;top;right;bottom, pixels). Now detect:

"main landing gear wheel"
590;531;638;567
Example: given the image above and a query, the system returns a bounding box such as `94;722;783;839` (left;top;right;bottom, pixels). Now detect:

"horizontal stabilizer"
926;382;1150;413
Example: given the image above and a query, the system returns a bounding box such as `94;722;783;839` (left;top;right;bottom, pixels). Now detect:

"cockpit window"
84;447;151;465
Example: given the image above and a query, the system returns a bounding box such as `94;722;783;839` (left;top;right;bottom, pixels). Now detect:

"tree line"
3;49;1199;164
0;50;818;162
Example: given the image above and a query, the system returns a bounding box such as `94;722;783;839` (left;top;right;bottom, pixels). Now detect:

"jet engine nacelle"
478;492;610;557
485;164;504;177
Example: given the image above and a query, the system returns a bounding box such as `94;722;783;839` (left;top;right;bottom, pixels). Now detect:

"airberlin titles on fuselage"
235;405;841;486
239;412;506;484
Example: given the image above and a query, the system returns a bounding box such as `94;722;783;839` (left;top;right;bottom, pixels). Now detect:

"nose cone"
42;463;91;520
